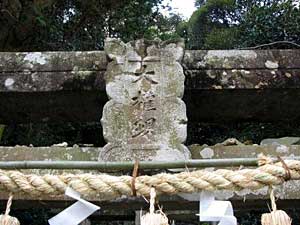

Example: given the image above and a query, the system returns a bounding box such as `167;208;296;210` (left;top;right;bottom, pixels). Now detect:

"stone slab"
0;71;105;92
0;146;99;161
101;39;189;161
0;51;107;72
0;50;300;123
183;49;300;69
1;50;300;73
185;69;300;89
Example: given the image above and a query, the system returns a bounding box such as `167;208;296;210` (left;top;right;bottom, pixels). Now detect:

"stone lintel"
0;51;107;72
0;50;300;93
1;50;300;123
184;49;300;70
1;50;300;73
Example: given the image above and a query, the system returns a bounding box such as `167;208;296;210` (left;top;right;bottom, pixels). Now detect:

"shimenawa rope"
0;155;299;200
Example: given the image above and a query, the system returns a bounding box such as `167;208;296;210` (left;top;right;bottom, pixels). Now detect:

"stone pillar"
99;39;190;161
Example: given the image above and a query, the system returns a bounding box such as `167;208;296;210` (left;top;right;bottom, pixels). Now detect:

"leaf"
36;16;47;27
0;125;5;142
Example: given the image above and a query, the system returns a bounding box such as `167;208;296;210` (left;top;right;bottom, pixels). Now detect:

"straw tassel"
0;194;20;225
140;188;168;225
261;189;292;225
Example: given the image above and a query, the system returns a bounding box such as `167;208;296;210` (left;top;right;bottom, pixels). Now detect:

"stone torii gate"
0;40;300;223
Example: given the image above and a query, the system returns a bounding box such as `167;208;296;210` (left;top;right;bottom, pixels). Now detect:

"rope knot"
131;160;139;196
258;153;291;181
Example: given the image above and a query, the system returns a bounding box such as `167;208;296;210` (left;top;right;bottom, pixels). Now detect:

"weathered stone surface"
0;50;299;93
100;38;190;161
0;51;107;72
189;142;300;160
0;71;105;92
260;137;300;146
1;50;299;73
185;69;300;89
0;145;99;161
1;50;300;123
183;49;300;69
0;142;298;162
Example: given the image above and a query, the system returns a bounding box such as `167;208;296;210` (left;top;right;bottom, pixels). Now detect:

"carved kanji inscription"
100;39;190;161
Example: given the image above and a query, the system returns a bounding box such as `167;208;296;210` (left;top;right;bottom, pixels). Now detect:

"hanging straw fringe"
0;194;20;225
261;189;292;225
140;188;168;225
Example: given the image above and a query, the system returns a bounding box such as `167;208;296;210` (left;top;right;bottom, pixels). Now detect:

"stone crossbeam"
0;50;300;123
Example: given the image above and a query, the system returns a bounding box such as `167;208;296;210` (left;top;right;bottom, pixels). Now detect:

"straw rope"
0;157;299;200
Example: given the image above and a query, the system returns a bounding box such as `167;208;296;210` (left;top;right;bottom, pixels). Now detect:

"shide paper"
48;187;100;225
198;191;237;225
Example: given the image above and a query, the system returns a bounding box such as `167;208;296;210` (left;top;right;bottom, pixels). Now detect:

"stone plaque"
100;38;190;161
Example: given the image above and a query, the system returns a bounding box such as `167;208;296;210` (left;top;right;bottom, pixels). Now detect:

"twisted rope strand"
0;158;299;200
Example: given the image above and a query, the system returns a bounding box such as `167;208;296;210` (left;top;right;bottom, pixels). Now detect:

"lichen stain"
212;85;222;89
265;60;279;69
31;72;38;82
207;70;216;79
200;147;214;159
255;81;268;89
240;70;250;75
204;50;257;69
24;52;47;65
285;72;292;78
236;186;268;198
276;144;289;153
276;180;300;199
206;50;258;59
4;78;15;89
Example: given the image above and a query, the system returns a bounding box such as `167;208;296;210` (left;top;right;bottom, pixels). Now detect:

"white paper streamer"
48;187;100;225
198;191;237;225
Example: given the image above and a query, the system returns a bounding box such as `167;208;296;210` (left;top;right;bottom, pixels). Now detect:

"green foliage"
0;125;5;142
239;0;300;47
203;27;239;49
185;0;300;49
4;0;298;51
143;13;184;40
0;0;173;51
195;0;206;8
187;0;238;49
